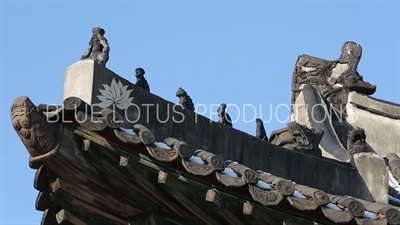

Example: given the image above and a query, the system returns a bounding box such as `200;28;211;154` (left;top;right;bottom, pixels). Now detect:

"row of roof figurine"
79;26;268;141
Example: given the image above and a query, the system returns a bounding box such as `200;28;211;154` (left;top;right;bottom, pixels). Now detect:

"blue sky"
1;1;399;224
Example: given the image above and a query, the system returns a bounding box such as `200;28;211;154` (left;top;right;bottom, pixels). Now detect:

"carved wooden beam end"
119;155;130;166
321;207;354;223
133;124;155;145
56;209;85;224
205;189;225;210
257;171;295;196
11;96;61;164
242;202;279;225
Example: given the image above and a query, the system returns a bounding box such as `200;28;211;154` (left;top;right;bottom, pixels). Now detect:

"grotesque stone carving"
255;118;268;141
217;103;232;127
176;87;195;111
287;122;324;153
80;27;109;66
134;68;150;92
346;127;367;155
291;41;376;114
269;122;323;158
11;96;58;157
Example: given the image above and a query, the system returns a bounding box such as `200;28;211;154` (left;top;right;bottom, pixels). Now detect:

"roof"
11;96;400;225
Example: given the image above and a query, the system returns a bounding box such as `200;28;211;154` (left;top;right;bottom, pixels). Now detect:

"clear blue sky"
1;1;399;224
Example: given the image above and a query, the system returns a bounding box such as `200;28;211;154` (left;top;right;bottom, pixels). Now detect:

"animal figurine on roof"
255;118;268;141
134;67;150;92
176;87;195;111
80;26;110;67
217;103;232;127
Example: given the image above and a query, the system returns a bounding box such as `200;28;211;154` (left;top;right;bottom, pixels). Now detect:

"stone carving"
287;122;324;152
164;137;192;159
248;185;283;206
133;124;155;145
321;207;354;223
294;184;330;206
257;171;295;196
215;172;246;187
193;150;225;171
134;68;150;92
329;195;365;217
80;26;110;66
346;127;367;155
269;122;323;158
217;103;232;127
291;41;376;113
176;87;195;111
286;196;320;211
113;129;142;145
255;118;268;141
226;162;259;185
11;96;59;158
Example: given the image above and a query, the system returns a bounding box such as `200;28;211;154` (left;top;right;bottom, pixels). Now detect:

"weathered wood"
242;202;280;225
56;209;88;225
158;171;223;225
41;208;57;225
128;211;171;225
205;189;246;225
50;177;142;219
133;124;155;145
30;155;43;169
321;207;353;223
34;165;49;191
118;154;194;219
35;187;52;211
73;127;192;218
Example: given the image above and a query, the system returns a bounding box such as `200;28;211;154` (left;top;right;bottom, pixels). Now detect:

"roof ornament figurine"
217;103;232;127
134;67;150;92
176;87;195;111
80;26;110;67
255;118;268;141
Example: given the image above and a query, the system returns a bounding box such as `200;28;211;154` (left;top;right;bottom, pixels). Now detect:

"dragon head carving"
346;127;366;155
11;96;58;157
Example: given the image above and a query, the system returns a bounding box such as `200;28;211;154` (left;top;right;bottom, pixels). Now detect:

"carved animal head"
287;122;323;151
217;103;227;114
11;96;56;157
176;87;187;97
135;67;145;77
347;127;366;155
